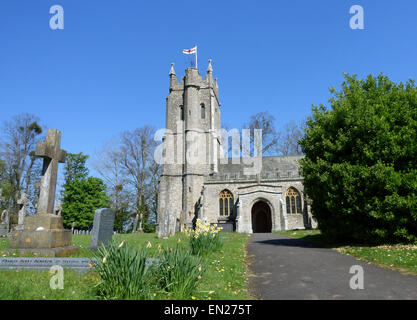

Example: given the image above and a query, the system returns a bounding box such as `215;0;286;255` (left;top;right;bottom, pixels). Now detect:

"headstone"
54;201;62;216
34;182;40;210
89;208;115;250
0;210;9;237
16;193;29;230
71;222;75;233
8;129;79;257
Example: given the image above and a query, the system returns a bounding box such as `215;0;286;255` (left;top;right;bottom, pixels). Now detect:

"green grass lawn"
0;232;253;300
275;230;417;276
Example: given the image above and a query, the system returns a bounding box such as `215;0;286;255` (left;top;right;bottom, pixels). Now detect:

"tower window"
180;105;184;121
201;103;206;119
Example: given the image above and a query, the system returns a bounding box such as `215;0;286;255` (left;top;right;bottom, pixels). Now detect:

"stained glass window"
285;187;302;214
219;190;233;216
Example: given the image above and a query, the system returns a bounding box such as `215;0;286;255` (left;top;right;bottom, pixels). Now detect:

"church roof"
217;155;303;177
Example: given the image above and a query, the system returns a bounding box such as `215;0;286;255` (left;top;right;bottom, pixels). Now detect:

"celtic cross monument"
8;129;79;256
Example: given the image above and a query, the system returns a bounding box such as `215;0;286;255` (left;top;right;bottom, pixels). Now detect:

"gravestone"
16;193;29;231
0;210;9;237
54;201;62;216
8;129;79;257
89;208;115;250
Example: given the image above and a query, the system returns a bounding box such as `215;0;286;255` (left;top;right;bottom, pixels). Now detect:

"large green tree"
61;153;110;230
300;74;417;244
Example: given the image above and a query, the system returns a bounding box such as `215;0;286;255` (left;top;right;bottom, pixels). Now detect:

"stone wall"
203;176;312;233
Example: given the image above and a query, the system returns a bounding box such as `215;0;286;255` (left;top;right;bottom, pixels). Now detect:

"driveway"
246;233;417;300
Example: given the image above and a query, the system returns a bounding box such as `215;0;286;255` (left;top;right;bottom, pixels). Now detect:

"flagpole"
195;45;198;70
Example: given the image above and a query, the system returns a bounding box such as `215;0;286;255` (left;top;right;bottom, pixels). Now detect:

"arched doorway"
251;201;272;233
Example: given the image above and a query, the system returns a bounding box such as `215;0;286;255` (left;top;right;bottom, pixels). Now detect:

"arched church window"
201;103;206;119
285;187;302;214
180;105;184;121
219;190;233;216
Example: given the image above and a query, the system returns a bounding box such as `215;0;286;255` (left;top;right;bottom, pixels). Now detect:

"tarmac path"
246;233;417;300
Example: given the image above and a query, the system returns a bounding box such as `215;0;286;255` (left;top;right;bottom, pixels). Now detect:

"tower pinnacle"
207;59;213;74
169;63;176;76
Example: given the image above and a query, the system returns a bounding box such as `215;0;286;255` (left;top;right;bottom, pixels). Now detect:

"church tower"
157;61;221;237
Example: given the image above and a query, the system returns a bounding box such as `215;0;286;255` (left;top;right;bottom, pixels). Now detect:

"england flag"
182;46;197;54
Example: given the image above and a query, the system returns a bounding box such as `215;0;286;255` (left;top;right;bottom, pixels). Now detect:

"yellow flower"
198;265;202;272
158;244;162;253
102;256;107;264
197;275;202;280
177;238;181;244
118;240;126;248
191;296;196;300
146;241;152;248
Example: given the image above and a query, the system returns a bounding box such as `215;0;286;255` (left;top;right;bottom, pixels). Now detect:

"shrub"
143;222;156;233
156;244;205;299
187;219;223;255
300;74;417;244
92;240;155;300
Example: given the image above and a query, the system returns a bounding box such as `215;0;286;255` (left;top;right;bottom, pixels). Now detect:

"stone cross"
35;129;66;214
17;193;29;227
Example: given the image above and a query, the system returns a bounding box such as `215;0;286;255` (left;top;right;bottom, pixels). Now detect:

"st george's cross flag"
182;46;197;54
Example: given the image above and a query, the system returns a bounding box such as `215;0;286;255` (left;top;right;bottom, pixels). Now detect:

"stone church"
157;61;315;238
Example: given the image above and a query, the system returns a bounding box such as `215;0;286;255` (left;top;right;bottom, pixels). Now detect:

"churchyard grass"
275;230;417;275
0;269;98;300
0;232;253;300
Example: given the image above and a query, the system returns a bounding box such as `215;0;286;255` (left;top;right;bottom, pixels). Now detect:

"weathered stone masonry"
157;61;316;238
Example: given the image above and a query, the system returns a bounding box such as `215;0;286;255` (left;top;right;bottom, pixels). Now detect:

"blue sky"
1;0;417;178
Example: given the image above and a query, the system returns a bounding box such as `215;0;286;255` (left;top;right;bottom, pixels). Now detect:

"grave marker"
8;129;79;257
89;208;115;250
